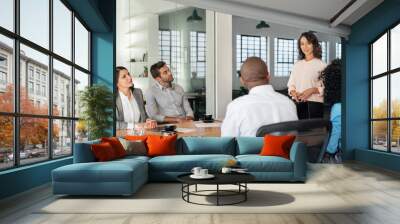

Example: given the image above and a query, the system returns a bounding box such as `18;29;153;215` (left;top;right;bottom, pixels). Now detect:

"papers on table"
193;122;222;128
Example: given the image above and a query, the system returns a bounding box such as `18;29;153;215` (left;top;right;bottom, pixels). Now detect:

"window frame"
190;31;206;78
336;42;342;59
0;0;92;171
274;37;298;77
158;29;182;80
236;34;268;73
370;20;400;154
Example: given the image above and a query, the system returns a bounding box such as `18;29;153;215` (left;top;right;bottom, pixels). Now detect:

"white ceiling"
171;0;383;37
222;0;352;23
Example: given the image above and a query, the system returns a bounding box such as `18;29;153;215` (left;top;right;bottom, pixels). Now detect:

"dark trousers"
296;101;324;120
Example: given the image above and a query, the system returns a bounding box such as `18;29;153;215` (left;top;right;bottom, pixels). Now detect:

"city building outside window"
370;22;400;154
0;0;91;170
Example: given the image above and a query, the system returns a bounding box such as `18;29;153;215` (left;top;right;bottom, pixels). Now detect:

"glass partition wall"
117;0;213;124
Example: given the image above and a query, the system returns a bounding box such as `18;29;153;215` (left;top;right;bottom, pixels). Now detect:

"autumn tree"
372;99;400;143
0;84;60;152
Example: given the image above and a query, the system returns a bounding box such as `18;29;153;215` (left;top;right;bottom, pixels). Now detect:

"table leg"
245;183;247;201
195;184;198;192
217;184;219;206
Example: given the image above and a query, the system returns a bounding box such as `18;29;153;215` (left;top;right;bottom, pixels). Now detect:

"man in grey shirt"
145;61;194;123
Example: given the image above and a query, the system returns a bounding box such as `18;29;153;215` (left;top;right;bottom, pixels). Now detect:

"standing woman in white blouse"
287;31;326;119
115;66;147;130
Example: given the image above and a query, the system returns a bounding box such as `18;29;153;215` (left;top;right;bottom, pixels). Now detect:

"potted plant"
143;66;148;77
79;84;113;140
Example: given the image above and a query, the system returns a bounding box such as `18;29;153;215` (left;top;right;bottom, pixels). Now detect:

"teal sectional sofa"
52;137;307;196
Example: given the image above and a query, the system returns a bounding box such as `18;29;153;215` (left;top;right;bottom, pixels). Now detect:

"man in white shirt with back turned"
221;57;298;137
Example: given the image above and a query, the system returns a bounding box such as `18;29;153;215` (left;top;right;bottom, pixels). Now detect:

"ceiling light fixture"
187;9;202;22
256;21;270;29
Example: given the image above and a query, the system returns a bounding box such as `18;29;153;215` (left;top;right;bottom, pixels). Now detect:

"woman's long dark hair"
116;66;134;90
297;31;322;60
319;59;341;105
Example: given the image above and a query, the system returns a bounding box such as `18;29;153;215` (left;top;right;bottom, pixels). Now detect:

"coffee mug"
200;169;208;176
191;167;202;176
203;114;213;121
221;167;232;174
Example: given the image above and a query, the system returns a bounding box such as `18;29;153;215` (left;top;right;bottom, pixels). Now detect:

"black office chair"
256;119;332;163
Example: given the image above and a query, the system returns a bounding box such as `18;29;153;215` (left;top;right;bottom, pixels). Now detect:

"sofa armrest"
73;141;99;163
289;141;307;181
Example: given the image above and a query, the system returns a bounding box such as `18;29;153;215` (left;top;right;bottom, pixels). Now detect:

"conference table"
117;120;221;137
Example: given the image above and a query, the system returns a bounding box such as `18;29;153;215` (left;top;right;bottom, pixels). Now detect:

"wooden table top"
117;120;221;137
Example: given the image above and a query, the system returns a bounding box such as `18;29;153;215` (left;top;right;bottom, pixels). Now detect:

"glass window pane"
372;77;387;119
53;59;72;117
20;0;49;49
0;0;14;31
53;0;72;60
391;120;400;153
391;72;400;118
53;119;72;158
372;33;387;76
0;34;14;112
0;116;13;170
75;18;89;70
74;69;89;118
20;44;49;115
391;24;400;70
372;121;388;151
75;120;88;143
20;117;49;165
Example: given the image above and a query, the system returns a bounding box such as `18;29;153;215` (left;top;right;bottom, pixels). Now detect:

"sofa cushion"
147;135;177;157
149;154;235;172
119;138;147;156
91;142;118;161
53;159;147;183
177;137;235;155
236;155;293;172
236;137;263;155
101;137;127;158
260;135;296;159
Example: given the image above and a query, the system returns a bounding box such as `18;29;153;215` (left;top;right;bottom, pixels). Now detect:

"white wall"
232;16;342;91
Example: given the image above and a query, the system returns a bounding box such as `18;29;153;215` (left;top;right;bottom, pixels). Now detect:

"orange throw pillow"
101;137;126;158
91;142;117;161
259;135;296;159
146;135;177;157
125;135;148;142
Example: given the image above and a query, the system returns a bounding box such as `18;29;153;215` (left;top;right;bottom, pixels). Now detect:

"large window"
274;38;298;77
190;31;206;78
371;23;400;153
236;35;267;73
159;30;182;79
336;43;342;59
0;0;91;170
319;41;329;63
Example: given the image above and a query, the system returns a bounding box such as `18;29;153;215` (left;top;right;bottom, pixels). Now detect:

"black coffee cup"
203;114;213;121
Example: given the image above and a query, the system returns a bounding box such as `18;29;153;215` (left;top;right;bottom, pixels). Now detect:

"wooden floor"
1;162;400;224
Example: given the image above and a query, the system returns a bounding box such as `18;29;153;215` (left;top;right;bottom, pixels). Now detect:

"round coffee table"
177;173;255;206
